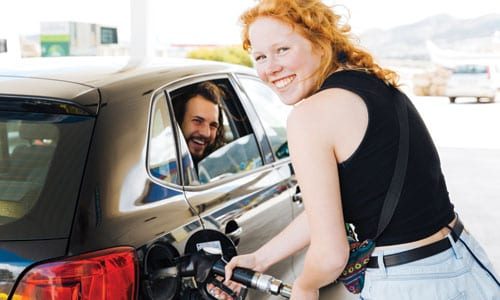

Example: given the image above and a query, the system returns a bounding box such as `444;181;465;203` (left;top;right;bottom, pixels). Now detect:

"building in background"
40;22;123;57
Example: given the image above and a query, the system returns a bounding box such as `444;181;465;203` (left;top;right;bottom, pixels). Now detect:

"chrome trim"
254;273;273;292
144;90;184;190
271;157;292;168
182;162;277;192
163;71;253;94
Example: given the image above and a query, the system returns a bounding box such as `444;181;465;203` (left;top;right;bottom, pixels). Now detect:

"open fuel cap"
184;229;238;262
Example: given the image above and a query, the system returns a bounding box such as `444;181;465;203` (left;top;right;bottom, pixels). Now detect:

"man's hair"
173;81;226;153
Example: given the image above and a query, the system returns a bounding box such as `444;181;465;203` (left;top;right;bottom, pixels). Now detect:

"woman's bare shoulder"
287;87;366;137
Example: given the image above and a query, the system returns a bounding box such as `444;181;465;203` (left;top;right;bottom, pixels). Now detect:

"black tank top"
318;70;455;246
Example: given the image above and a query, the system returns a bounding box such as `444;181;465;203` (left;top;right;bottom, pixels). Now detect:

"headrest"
19;123;59;140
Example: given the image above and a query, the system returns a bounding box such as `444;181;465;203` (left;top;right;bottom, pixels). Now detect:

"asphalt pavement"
410;95;500;272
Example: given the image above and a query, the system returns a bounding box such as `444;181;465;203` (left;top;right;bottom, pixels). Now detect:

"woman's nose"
265;58;283;75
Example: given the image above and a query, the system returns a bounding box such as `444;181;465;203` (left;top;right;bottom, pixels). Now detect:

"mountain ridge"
358;13;500;60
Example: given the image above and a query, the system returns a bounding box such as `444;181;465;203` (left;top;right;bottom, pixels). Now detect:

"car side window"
170;79;264;185
148;93;181;185
197;133;262;183
238;76;291;160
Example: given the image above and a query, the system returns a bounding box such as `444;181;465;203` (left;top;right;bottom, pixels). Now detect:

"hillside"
358;14;500;60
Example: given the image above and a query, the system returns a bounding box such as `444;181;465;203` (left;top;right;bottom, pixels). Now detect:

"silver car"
445;64;498;103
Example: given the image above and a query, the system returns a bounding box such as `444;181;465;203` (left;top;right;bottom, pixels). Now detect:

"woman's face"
249;17;322;105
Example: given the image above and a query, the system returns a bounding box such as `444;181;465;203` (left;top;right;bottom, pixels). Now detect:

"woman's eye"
254;55;266;62
277;47;289;54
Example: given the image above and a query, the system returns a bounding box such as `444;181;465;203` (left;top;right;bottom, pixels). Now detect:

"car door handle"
292;192;303;204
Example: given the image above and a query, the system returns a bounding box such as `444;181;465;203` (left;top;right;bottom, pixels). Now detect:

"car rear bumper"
445;86;496;98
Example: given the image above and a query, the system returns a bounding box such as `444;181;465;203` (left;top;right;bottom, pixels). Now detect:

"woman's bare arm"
286;88;368;297
224;211;310;281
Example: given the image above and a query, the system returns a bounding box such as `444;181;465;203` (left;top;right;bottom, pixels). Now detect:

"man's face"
181;95;220;161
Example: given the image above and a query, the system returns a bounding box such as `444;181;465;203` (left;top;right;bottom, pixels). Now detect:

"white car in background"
445;64;499;103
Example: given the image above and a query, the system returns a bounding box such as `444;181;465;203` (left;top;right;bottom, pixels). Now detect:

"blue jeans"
360;230;500;299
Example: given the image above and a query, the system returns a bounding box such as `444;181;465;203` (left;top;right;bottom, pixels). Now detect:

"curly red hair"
240;0;399;91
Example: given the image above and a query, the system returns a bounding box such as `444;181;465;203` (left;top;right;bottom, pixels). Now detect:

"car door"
166;74;295;299
234;75;305;275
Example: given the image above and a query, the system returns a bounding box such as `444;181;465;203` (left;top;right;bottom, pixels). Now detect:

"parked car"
445;64;499;103
0;57;352;300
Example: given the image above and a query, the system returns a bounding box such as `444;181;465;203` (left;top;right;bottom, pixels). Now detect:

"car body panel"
0;76;100;114
185;164;295;299
67;86;198;254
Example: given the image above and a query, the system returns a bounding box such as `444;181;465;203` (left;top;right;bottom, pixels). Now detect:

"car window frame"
232;73;285;164
146;90;187;188
163;73;271;188
235;74;291;162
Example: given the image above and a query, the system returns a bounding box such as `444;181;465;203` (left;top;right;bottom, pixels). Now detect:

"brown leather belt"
367;217;464;268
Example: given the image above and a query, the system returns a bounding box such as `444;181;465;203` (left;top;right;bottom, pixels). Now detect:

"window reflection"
197;134;263;184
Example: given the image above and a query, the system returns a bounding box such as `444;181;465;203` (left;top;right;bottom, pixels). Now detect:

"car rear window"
0;121;58;218
0;108;94;239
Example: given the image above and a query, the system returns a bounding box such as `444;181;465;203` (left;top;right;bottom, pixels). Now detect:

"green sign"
41;34;70;57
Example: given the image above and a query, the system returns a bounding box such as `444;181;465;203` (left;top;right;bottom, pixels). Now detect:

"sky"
2;0;500;45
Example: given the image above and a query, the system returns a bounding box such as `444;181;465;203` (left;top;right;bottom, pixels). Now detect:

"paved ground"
411;95;500;272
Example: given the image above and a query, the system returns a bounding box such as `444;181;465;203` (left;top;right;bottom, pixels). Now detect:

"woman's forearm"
254;211;310;271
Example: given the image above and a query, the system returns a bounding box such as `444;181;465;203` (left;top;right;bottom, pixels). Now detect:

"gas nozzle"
211;259;292;299
151;248;292;299
200;247;291;298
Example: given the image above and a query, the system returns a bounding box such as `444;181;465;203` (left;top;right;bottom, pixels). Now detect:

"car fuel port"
141;242;181;300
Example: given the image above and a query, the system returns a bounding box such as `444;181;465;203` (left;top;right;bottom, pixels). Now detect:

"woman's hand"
291;277;319;300
205;252;262;300
206;277;242;300
223;252;263;285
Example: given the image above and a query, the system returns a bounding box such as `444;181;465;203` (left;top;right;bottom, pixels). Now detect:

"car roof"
0;57;256;113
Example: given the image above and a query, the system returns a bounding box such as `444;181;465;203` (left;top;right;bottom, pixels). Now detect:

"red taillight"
13;247;138;300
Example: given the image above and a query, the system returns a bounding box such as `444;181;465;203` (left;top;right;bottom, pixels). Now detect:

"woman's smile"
272;75;296;89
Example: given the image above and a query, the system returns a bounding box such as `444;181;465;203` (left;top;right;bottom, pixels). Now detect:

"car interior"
0;121;57;221
169;79;263;184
